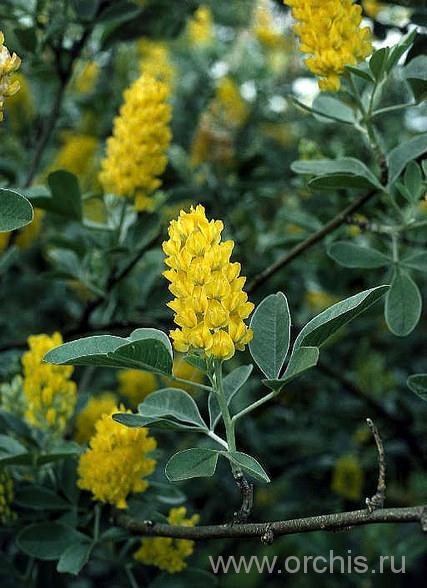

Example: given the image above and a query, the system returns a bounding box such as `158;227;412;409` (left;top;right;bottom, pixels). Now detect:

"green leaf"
34;171;82;221
17;523;86;561
388;134;427;185
386;29;417;73
327;242;390;268
138;388;206;429
291;158;382;191
223;451;270;483
15;486;69;510
184;354;208;373
0;434;28;464
385;270;422;336
44;331;173;375
165;448;220;481
249;292;291;379
403;55;427;102
294;286;389;349
312;95;356;124
401;251;427;272
407;374;427;401
345;64;375;82
57;542;93;575
369;47;389;81
0;188;33;232
404;161;423;200
209;364;253;429
263;346;319;391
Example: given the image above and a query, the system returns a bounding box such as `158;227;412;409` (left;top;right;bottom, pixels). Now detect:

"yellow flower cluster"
118;369;157;408
99;74;172;211
254;0;285;48
362;0;384;18
0;32;21;122
0;469;15;525
188;6;213;46
284;0;372;91
22;333;77;436
331;454;364;501
74;61;100;94
74;392;117;444
137;39;175;86
50;132;99;185
163;205;254;360
78;406;156;508
134;507;199;573
216;77;248;127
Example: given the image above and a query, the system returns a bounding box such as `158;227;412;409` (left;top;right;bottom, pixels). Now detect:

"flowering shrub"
0;1;426;587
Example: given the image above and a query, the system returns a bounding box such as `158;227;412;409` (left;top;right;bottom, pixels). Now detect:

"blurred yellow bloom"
74;61;100;94
0;31;21;122
74;392;118;444
162;355;204;393
0;232;10;252
0;469;15;525
254;0;285;48
78;406;156;508
49;132;99;189
305;290;337;312
362;0;384;18
134;507;199;573
118;369;157;408
137;39;175;86
284;0;372;91
0;209;44;252
188;6;213;46
22;333;77;437
331;454;364;501
163;205;254;360
216;77;248;127
99;74;172;211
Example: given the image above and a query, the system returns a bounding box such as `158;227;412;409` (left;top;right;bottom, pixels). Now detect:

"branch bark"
247;187;380;294
115;506;427;541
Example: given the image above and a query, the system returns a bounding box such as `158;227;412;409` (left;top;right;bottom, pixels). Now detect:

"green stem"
212;360;236;453
93;504;102;541
168;374;212;393
232;390;276;425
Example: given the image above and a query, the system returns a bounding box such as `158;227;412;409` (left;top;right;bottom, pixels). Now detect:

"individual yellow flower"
137;39;175;86
254;0;285;48
77;406;156;508
118;369;157;408
162;355;204;394
284;0;372;91
163;205;254;360
99;74;172;211
74;61;100;94
134;507;199;573
22;333;76;437
0;32;21;122
74;392;118;444
6;72;34;130
188;6;213;46
331;454;364;501
0;469;15;525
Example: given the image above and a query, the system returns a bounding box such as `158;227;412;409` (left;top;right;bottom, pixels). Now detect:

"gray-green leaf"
249;292;291;379
0;188;33;232
407;374;427;401
223;451;270;483
328;242;390;269
165;448;220;481
385;270;422;336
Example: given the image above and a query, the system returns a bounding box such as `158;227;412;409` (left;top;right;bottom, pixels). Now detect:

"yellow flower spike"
74;392;118;444
138;38;175;86
77;406;156;508
188;6;213;46
22;333;76;437
284;0;372;92
134;507;199;573
99;74;171;211
0;31;21;122
163;205;253;360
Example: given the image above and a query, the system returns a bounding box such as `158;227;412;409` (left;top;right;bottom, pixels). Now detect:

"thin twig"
247;187;380;294
366;418;386;513
115;506;427;541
